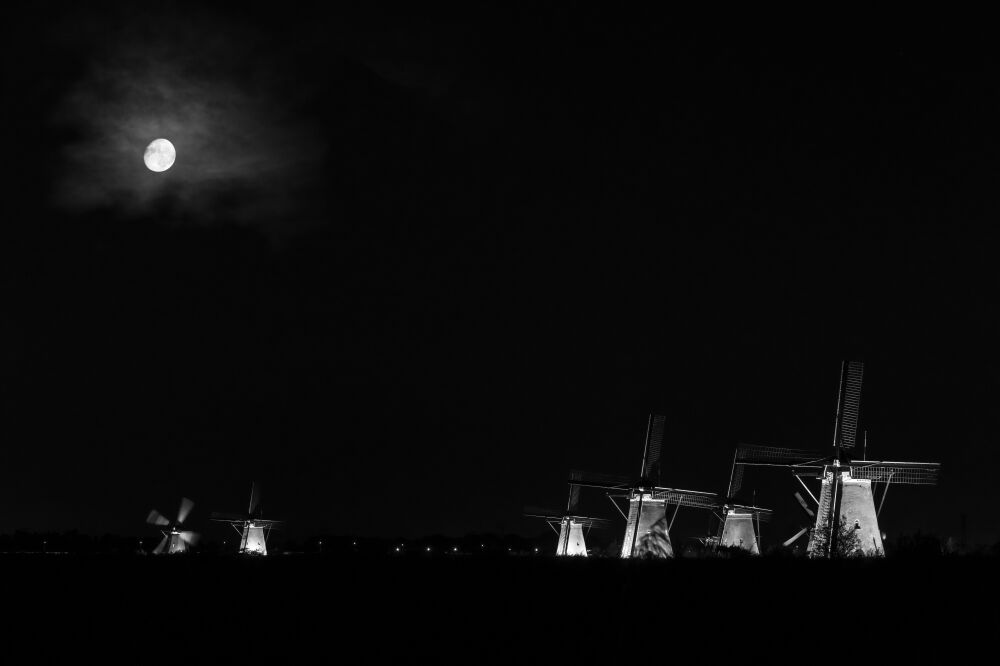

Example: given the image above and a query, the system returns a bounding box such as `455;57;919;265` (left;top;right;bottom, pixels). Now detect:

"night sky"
3;6;999;545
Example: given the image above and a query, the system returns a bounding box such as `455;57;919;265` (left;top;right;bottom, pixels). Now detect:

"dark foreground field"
5;554;997;661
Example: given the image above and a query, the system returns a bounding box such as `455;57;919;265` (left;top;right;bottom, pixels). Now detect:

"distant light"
426;546;431;552
395;547;400;552
452;546;458;552
534;548;539;553
480;544;484;548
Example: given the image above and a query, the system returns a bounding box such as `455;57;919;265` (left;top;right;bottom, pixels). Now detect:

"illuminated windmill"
572;414;722;558
146;497;199;554
730;361;940;557
211;482;280;555
713;462;773;554
525;471;610;556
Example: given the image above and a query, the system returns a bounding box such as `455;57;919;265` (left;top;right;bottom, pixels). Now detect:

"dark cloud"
50;7;329;233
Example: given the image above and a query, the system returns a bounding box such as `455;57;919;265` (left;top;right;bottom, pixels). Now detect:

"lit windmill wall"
838;475;883;555
241;523;268;555
620;494;673;558
556;519;588;556
719;511;759;554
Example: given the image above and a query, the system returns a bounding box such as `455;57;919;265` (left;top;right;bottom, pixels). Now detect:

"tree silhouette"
636;517;673;558
834;516;866;558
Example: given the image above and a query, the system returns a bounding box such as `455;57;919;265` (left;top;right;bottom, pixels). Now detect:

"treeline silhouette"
2;529;998;558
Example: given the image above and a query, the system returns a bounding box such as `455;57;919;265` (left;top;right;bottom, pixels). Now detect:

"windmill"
211;482;280;555
525;471;610;556
146;497;199;554
713;461;773;554
572;414;723;558
730;360;940;557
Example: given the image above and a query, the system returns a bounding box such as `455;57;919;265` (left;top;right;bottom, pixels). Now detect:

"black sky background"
3;6;999;545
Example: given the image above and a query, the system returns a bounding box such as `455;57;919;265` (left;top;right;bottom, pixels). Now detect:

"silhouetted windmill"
572;414;722;558
146;497;199;554
731;361;940;557
211;482;280;555
525;471;610;556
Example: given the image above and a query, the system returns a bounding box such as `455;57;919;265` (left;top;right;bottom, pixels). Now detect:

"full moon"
143;138;176;172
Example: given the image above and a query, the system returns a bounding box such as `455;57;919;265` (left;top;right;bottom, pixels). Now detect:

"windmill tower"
731;361;940;557
572;414;722;559
212;482;280;555
146;497;199;554
525;471;610;556
718;448;774;554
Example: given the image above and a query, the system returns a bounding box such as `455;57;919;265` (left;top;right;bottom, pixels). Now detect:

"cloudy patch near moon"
51;10;328;234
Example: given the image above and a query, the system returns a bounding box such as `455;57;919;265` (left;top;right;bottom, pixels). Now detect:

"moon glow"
143;138;176;172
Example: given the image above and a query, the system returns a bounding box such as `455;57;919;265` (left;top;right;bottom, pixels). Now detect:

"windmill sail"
641;414;666;483
734;444;829;465
848;462;940;485
248;481;262;517
727;460;744;498
728;444;828;497
566;471;582;512
567;470;632;490
565;484;581;513
835;360;864;450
